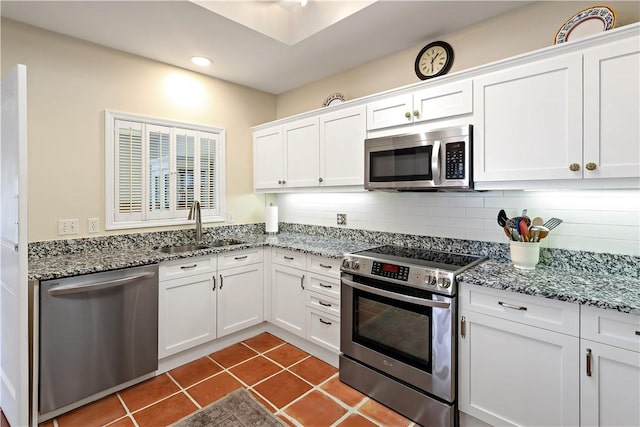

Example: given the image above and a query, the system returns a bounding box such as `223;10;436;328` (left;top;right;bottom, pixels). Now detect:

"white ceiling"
1;1;531;94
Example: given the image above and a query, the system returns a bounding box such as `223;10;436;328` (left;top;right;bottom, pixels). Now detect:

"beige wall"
1;19;277;242
276;1;640;118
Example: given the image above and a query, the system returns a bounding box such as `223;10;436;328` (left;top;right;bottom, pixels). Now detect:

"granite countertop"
28;232;376;281
458;260;640;315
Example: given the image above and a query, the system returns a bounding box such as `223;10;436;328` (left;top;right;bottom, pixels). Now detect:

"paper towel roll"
265;205;278;234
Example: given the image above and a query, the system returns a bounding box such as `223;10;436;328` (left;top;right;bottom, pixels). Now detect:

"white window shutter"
114;120;144;222
174;128;197;216
146;124;172;220
198;131;218;216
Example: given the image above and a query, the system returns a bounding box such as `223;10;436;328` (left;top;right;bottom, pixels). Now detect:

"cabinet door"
459;310;579;427
271;264;306;337
253;126;284;190
158;273;216;358
473;53;583;182
584;37;640;179
284;117;319;187
581;340;640;427
319;105;366;186
413;79;472;123
217;263;264;338
366;93;413;130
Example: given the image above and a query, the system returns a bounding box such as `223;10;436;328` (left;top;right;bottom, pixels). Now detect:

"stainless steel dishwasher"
39;264;159;416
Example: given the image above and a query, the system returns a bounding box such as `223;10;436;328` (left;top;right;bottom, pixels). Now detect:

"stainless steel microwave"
364;125;473;191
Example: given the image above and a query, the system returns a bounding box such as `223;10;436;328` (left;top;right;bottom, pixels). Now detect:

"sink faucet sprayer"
188;201;202;242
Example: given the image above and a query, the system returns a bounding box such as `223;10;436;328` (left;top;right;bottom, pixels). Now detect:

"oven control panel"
371;261;409;281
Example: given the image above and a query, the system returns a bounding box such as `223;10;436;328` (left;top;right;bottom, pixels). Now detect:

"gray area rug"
170;388;284;427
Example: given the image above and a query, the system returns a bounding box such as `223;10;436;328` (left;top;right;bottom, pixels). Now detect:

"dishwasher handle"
48;271;156;296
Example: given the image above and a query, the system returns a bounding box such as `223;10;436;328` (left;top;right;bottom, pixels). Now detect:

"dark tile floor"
36;332;416;427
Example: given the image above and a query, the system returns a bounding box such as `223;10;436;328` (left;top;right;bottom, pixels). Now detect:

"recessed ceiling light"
298;0;308;6
191;56;211;66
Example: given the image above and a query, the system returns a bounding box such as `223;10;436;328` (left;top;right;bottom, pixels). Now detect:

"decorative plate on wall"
554;6;616;44
322;92;346;107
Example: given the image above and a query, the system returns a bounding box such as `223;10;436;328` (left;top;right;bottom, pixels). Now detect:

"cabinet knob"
281;179;286;184
278;180;282;184
413;110;420;117
318;177;323;183
405;111;411;119
569;163;580;172
585;162;597;171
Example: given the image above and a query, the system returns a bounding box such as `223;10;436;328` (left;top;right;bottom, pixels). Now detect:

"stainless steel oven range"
340;246;486;427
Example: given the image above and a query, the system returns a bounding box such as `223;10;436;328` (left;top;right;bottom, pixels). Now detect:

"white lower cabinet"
271;255;307;337
458;283;580;427
158;256;217;359
158;249;264;358
580;307;640;427
217;262;264;338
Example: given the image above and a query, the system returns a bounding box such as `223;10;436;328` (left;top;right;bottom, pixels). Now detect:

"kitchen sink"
209;239;244;247
157;244;211;254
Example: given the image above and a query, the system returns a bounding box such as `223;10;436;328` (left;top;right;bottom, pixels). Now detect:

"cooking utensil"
532;217;544;227
503;226;512;240
519;220;529;242
544;217;563;230
497;210;508;227
530;225;549;241
507;216;531;229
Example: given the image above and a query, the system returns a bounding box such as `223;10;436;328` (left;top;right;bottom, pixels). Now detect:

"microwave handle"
432;140;441;185
342;276;450;309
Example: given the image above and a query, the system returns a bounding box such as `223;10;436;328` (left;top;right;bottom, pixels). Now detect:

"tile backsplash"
277;189;640;256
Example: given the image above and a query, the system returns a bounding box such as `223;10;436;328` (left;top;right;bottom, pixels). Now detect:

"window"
106;110;226;230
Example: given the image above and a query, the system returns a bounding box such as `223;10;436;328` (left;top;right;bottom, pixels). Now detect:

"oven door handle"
342;277;450;309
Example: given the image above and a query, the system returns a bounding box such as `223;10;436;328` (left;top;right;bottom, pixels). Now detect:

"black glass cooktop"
354;245;485;271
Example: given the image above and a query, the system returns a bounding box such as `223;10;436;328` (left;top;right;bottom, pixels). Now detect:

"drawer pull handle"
220;275;224;290
212;276;217;291
234;255;248;260
586;348;592;377
284;256;295;261
319;318;332;326
319;263;333;269
319;283;332;289
180;264;198;270
301;275;305;290
635;331;640;336
319;300;332;307
461;316;466;338
498;301;527;311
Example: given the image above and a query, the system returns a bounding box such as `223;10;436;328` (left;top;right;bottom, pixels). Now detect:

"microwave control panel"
445;142;465;180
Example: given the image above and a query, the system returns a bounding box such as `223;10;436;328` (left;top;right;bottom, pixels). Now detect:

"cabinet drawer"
272;248;306;269
218;248;263;270
581;306;640;352
306;310;340;353
307;255;341;279
159;255;216;281
307;273;340;299
459;283;579;336
306;292;340;317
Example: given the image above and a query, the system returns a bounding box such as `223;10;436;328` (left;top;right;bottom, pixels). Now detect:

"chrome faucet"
188;200;202;242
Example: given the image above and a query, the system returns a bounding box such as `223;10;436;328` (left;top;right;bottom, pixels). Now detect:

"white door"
1;64;29;427
319;105;366;187
217;263;264;338
253;126;284;190
271;264;306;337
583;37;640;179
283;117;319;188
581;340;640;427
473;54;583;182
366;93;413;131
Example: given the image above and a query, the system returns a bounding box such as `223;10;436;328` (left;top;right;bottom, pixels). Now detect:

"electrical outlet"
227;211;234;223
337;213;347;226
88;218;99;233
58;219;79;236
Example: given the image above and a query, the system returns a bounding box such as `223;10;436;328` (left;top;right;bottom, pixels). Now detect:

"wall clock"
414;41;454;80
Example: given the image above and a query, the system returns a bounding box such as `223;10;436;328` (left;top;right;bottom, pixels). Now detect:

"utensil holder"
510;241;541;270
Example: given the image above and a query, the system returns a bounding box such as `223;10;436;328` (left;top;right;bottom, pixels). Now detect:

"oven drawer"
307;255;341;279
306;291;340;317
459;282;579;336
272;248;306;269
581;306;640;352
307;273;340;299
307;310;340;353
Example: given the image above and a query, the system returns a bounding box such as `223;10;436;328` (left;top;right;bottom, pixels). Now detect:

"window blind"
115;120;143;221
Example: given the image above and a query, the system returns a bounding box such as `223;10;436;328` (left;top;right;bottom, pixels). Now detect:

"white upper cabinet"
473;53;583;183
283;117;320;188
253;126;284;190
366;79;472;131
583;37;640;179
319;105;366;187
